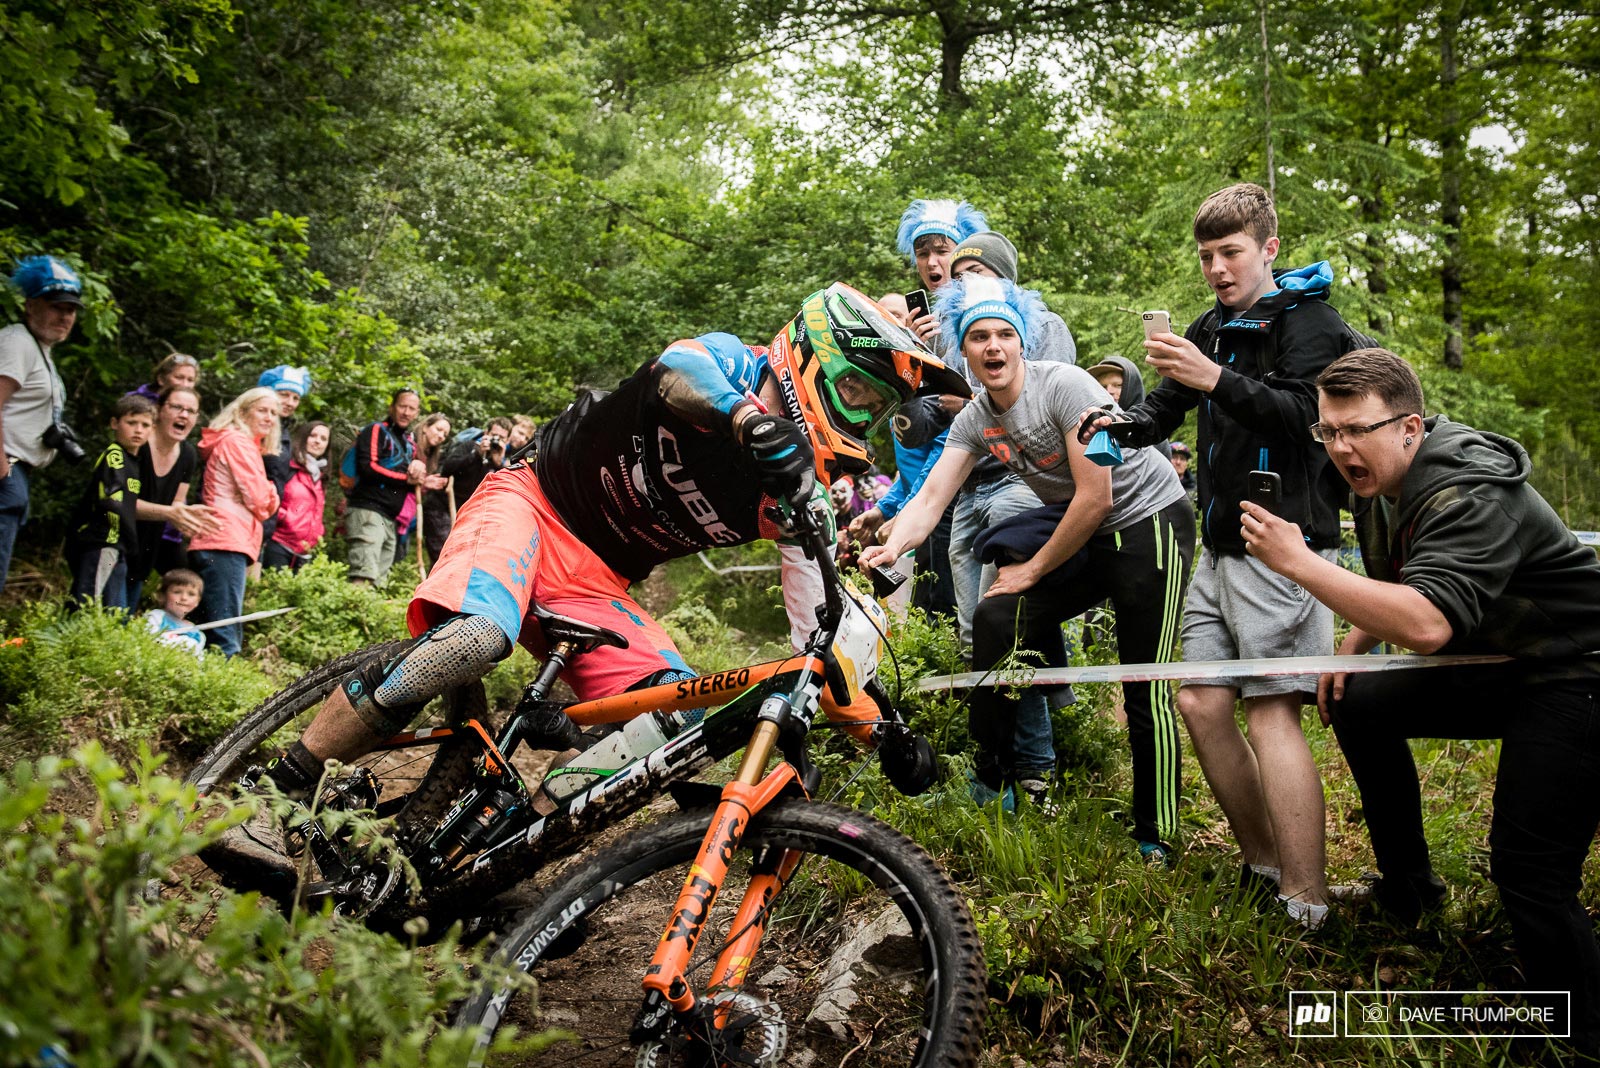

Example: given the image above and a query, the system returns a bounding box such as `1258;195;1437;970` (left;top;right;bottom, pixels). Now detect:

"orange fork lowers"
639;719;804;1016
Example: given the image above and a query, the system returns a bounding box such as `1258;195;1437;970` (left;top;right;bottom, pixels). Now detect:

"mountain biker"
210;282;969;884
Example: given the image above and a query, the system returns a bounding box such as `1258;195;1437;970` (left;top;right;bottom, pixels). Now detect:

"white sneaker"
1279;893;1330;932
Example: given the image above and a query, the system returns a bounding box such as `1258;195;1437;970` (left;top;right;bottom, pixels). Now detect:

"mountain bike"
184;494;987;1066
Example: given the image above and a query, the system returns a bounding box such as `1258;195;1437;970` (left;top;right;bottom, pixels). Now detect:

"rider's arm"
655;334;766;436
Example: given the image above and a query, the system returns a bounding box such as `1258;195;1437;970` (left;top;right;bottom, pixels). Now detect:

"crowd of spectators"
0;253;534;654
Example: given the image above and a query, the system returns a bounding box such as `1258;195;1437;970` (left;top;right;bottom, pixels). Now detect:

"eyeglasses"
163;404;199;416
1308;413;1412;444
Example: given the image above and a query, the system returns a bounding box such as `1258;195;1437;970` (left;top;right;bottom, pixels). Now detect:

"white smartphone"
1141;310;1171;338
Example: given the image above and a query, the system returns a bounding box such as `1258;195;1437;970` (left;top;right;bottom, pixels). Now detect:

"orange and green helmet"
765;283;970;478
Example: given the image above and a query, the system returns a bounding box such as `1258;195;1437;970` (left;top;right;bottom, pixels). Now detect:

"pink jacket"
189;427;280;561
271;461;326;556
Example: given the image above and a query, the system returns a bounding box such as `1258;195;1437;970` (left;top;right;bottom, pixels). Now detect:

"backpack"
339;421;409;492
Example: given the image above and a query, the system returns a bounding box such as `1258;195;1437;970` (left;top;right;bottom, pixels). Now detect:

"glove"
744;415;816;500
877;724;941;797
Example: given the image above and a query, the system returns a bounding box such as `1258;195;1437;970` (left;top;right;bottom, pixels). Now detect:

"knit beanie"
950;232;1019;282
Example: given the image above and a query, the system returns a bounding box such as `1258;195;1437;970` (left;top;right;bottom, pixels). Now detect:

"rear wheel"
187;641;487;896
456;799;987;1067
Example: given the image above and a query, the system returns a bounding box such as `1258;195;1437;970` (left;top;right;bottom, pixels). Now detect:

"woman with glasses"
127;386;217;606
127;353;201;405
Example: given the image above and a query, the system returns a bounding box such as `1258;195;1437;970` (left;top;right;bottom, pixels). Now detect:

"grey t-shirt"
0;323;63;467
946;361;1187;533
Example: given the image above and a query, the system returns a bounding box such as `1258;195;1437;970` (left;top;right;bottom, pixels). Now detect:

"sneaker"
965;772;1015;813
206;799;295;888
1368;872;1449;925
1138;841;1175;869
1279;893;1331;932
1014;777;1059;816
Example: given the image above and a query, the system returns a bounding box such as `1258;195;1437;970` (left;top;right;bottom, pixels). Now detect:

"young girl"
264;421;331;571
143;568;206;659
189;387;280;656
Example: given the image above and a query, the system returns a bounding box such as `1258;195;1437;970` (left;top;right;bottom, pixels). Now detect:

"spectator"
257;365;311;553
128;353;201;406
345;388;423;586
862;276;1192;837
264;421;330;571
1085;357;1169;462
1242;348;1600;1052
440;415;513;509
1;255;82;595
1086;182;1363;925
507;415;535;454
128;386;216;606
413;412;455;563
142;567;206;659
1169;441;1197;500
189;387;281;656
68;394;156;608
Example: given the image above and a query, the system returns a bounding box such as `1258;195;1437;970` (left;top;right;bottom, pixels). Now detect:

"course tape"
915;652;1514;692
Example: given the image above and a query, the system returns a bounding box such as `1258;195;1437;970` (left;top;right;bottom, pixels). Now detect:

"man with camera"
440;415;515;508
1;255;86;594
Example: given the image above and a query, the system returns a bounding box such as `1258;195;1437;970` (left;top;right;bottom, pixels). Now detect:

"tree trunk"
1439;3;1465;370
938;28;972;107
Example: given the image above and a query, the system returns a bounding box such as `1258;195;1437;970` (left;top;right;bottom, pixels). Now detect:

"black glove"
744;415;815;500
877;724;941;797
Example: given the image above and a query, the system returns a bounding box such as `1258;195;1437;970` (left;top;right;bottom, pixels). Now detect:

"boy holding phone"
1085;182;1360;928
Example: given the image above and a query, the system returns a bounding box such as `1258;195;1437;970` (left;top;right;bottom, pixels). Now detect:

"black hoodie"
1118;264;1352;554
1354;417;1600;677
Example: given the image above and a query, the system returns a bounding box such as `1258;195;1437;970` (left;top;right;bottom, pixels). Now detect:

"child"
69;394;155;608
264;421;330;570
143;568;206;658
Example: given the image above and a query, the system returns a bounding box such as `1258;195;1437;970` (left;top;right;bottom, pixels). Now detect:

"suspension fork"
637;719;802;1019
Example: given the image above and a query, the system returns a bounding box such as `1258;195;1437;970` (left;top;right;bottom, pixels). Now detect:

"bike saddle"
531;605;630;653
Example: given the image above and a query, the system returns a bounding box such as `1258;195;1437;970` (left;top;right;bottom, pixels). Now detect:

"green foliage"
247;555;410;676
0;604;277;759
0;744;538;1067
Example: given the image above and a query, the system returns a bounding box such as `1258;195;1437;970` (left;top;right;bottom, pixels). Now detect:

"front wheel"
456;799;987;1067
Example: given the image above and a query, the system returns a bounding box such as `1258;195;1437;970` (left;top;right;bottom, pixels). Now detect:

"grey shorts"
1179;546;1336;699
346;506;398;583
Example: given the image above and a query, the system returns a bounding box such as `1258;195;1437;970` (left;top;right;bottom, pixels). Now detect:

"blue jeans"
0;464;30;596
192;549;250;657
951;473;1059;774
71;546;128;609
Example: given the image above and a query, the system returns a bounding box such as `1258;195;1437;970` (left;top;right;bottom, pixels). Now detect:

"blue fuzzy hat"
10;255;83;305
258;365;312;396
895;199;988;262
934;275;1048;355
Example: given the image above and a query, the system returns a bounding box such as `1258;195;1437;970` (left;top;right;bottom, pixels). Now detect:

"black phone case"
1248;470;1282;512
905;290;930;318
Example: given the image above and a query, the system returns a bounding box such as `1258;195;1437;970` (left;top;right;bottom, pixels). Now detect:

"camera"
42;420;86;464
484;435;506;450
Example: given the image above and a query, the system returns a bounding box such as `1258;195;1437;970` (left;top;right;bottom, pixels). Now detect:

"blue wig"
934;275;1048;357
895;199;988;262
10;255;82;300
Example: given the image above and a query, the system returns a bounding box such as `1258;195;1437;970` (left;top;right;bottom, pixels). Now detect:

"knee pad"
342;615;511;736
627;668;703;725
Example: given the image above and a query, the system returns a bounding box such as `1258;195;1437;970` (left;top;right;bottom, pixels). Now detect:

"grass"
3;546;1592;1065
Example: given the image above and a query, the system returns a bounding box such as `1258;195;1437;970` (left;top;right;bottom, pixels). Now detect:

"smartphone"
1141;310;1171;339
868;563;909;600
905;289;931;321
1248;469;1282;514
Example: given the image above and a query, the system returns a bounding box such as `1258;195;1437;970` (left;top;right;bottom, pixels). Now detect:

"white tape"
192;606;296;632
915;652;1514;692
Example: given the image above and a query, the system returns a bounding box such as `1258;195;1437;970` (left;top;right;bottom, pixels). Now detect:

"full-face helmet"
766;282;970;478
